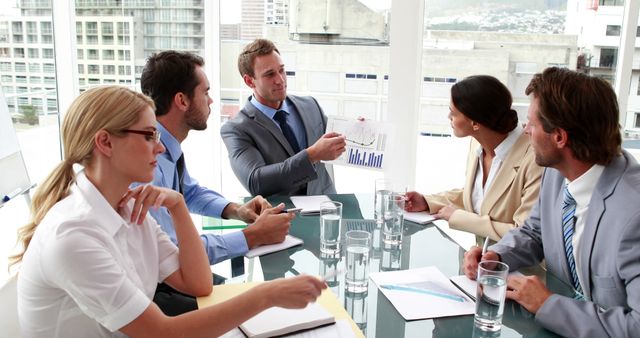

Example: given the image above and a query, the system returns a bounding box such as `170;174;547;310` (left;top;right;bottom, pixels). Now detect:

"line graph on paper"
325;117;393;170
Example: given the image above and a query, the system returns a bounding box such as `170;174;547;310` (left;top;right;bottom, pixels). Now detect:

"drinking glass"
345;230;371;293
320;201;342;255
382;193;405;246
474;260;509;332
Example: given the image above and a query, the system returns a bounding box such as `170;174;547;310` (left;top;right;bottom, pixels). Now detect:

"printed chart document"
450;271;524;301
370;266;475;320
245;235;303;258
403;211;436;224
238;302;335;338
324;117;393;171
290;195;332;215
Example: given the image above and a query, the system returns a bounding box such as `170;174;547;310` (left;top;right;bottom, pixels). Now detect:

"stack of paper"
369;266;475;320
290;195;332;215
239;303;336;338
245;235;303;258
403;211;436;224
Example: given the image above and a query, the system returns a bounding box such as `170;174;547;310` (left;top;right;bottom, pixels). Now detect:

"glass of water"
374;178;399;225
320;201;342;256
474;260;509;332
345;230;371;294
382;193;405;246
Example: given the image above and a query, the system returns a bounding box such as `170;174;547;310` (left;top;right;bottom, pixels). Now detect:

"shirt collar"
74;170;129;237
250;95;290;120
565;164;605;207
475;125;523;160
157;122;182;163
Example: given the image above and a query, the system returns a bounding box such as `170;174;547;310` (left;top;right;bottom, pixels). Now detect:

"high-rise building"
241;0;264;41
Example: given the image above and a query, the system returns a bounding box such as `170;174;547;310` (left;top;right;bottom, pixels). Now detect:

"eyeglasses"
120;129;161;143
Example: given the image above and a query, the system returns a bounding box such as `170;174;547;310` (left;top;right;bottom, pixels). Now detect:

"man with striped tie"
462;67;640;337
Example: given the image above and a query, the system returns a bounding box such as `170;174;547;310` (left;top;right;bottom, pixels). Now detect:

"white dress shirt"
566;163;604;297
471;126;523;214
19;171;180;338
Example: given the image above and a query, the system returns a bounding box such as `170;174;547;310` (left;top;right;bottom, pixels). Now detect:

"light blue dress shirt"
147;122;248;264
249;96;308;150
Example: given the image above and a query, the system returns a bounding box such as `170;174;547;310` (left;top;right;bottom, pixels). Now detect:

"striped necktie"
562;185;583;294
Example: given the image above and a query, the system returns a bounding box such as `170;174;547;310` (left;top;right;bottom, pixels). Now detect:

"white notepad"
290;195;332;215
403;211;436;224
245;235;303;258
239;303;336;338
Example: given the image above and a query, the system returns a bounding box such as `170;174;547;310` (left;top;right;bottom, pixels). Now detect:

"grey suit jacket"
220;95;336;196
491;150;640;337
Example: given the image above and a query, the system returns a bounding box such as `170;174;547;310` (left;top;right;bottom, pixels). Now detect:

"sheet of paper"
219;320;355;338
403;211;436;224
369;266;475;320
324;117;393;171
245;235;303;258
450;271;524;301
290;195;332;215
432;219;476;251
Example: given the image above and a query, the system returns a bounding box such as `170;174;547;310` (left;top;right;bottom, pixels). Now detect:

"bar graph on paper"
325;117;392;170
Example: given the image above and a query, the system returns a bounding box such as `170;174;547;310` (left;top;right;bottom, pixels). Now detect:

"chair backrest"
0;274;20;338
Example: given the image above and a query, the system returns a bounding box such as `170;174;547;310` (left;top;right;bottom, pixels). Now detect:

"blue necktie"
562;185;583;294
274;110;301;153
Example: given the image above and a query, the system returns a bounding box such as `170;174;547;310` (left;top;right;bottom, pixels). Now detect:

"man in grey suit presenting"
221;39;346;196
463;67;640;337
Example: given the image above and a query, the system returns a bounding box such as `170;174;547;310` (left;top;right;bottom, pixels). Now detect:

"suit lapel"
480;133;529;214
242;97;295;156
579;153;626;299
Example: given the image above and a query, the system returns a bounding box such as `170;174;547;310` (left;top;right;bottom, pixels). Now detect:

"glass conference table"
205;194;569;338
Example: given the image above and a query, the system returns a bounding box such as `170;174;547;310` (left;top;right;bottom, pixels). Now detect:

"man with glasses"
463;67;640;337
221;38;346;197
140;50;293;315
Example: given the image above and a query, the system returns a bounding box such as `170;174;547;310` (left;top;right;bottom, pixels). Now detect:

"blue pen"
380;284;466;302
2;187;22;203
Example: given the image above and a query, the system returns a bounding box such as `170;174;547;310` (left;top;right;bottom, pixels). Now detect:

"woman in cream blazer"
406;75;542;244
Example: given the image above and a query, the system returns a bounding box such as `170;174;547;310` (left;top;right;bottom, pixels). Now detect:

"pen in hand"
481;236;490;256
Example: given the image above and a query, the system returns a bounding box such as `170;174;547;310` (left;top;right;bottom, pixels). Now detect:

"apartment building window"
103;49;114;60
16;75;27;84
78;64;84;74
88;64;99;75
103;65;115;75
29;63;41;72
606;25;621;36
599;48;617;68
636;113;640;128
26;22;37;34
0;62;11;72
11;22;22;33
103;35;114;45
102;22;113;35
77;34;83;44
28;48;39;58
40;22;52;35
12;34;23;43
1;75;11;83
599;0;624;5
118;65;131;75
13;48;25;58
88;49;98;60
76;22;82;34
86;22;97;34
41;34;52;43
86;35;98;44
15;62;26;72
47;98;57;111
117;50;130;61
43;64;54;73
29;76;41;84
43;48;54;59
77;49;84;59
117;22;129;35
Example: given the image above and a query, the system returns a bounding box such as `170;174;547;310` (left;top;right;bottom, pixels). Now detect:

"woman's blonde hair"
9;86;154;269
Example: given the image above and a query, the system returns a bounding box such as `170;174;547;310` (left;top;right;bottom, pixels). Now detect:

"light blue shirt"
249;96;308;150
145;122;248;264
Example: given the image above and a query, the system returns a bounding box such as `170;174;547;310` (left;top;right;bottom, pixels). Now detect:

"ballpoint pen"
380;284;466;302
481;236;490;255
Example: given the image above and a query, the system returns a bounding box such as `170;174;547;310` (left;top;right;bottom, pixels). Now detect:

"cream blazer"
424;132;542;244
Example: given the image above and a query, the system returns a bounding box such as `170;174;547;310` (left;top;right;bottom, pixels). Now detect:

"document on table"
219;319;355;338
245;235;303;258
290;195;332;215
369;266;475;320
450;271;524;301
403;211;436;224
432;219;476;251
